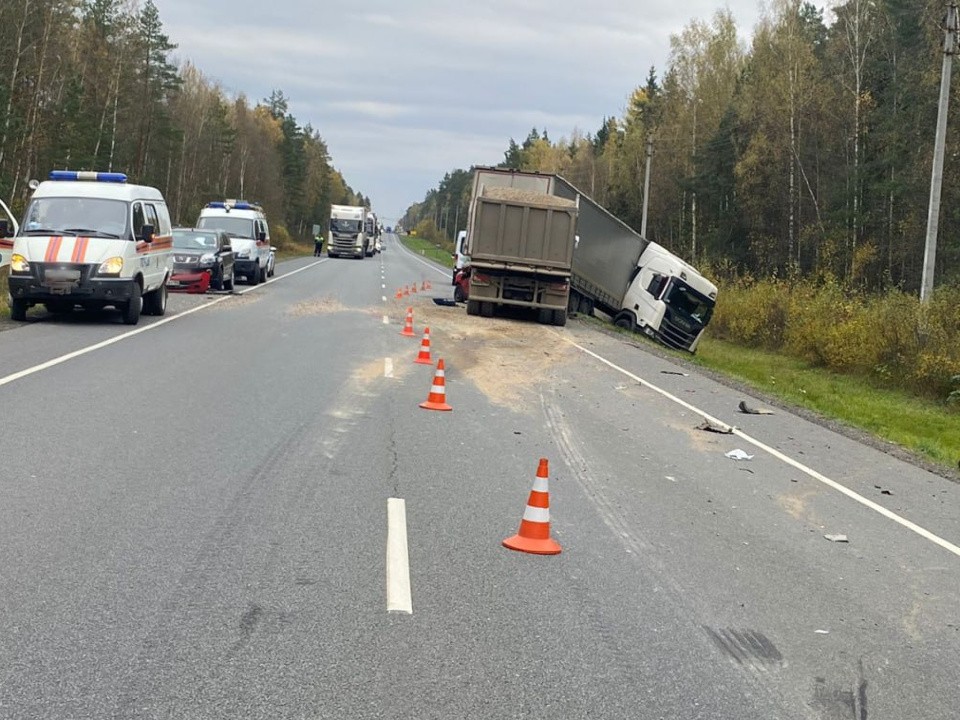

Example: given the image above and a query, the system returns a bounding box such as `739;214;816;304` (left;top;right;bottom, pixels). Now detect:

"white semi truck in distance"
328;205;369;259
468;167;718;353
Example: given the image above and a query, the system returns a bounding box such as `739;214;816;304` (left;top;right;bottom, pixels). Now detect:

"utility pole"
641;134;654;238
921;2;959;303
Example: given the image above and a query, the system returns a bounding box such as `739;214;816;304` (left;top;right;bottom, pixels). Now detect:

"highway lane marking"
392;239;451;277
381;295;387;302
0;259;328;390
382;315;389;324
384;357;394;377
563;337;960;560
386;498;413;614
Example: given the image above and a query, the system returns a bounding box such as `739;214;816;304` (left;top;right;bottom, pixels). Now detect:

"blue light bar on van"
49;170;127;183
205;200;262;211
205;202;227;208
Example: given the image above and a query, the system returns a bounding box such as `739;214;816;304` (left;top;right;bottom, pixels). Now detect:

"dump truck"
464;171;578;326
465;167;717;352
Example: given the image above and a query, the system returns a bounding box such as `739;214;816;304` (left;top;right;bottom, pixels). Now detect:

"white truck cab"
0;198;19;268
197;200;271;285
328;204;368;259
7;170;172;324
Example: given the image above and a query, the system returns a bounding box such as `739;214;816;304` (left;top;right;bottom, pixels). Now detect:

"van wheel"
466;300;480;316
144;283;167;316
248;267;259;286
224;268;235;291
260;264;267;283
123;293;142;325
10;298;28;321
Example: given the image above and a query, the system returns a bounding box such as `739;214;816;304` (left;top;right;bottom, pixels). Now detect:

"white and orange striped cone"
411;283;418;294
503;458;561;555
395;288;403;299
413;327;433;365
424;280;432;290
419;358;452;411
403;285;410;297
421;280;429;291
400;307;416;337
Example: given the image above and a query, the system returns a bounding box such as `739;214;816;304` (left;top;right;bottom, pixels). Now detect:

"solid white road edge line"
386;498;413;614
563;337;960;560
0;259;327;390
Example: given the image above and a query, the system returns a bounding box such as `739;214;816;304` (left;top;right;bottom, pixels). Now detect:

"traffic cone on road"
400;307;416;337
411;283;418;294
403;285;410;297
419;358;452;411
413;327;433;364
395;288;403;299
503;458;562;555
421;280;429;291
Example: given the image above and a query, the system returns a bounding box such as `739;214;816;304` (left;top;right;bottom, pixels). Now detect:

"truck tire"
480;302;494;318
579;296;594;316
466;300;480;316
537;308;553;324
10;298;28;321
614;313;635;332
551;309;567;327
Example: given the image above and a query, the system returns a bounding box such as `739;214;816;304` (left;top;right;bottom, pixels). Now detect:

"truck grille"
659;310;698;351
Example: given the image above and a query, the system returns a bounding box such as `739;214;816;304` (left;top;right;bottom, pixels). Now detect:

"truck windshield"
21;197;128;238
197;216;254;237
331;218;361;233
664;281;714;325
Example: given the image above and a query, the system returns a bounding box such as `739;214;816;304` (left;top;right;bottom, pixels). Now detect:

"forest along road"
0;233;957;719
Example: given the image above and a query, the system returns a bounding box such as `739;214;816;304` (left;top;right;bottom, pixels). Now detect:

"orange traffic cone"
400;307;416;337
403;285;410;297
421;280;429;291
411;283;418;294
425;280;432;290
395;289;403;299
413;327;433;364
419;358;452;411
503;458;561;555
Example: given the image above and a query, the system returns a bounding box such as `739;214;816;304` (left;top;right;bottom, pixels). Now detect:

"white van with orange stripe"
0;198;18;268
7;171;172;325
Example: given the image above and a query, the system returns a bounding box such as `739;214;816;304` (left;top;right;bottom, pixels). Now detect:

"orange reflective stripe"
44;236;63;262
70;237;89;263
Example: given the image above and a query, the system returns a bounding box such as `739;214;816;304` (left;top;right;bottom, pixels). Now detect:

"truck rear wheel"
466;300;480;316
614;313;635;331
480;302;494;318
551;309;567;327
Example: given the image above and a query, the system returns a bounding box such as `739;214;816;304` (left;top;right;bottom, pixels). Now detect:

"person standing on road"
314;233;323;256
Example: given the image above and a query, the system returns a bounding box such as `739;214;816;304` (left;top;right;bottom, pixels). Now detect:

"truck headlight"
199;253;216;266
98;256;123;275
10;253;30;273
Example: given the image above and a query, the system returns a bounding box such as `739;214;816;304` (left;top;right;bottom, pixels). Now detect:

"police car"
196;201;271;285
7;171;173;324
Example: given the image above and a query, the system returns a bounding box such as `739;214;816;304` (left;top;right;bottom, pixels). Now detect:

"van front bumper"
8;271;138;303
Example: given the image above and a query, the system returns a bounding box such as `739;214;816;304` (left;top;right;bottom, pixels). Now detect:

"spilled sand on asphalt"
289;296;348;316
396;298;576;410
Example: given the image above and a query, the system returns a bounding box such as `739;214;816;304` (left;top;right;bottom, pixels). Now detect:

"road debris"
725;449;755;460
823;534;849;543
431;297;457;307
697;418;734;434
661;370;689;376
738;400;775;415
874;484;893;496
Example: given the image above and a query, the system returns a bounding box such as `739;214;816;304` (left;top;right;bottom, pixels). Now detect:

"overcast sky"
156;0;767;224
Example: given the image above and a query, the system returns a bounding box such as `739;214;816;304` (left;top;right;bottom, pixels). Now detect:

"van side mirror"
140;224;155;242
0;220;9;239
257;231;266;242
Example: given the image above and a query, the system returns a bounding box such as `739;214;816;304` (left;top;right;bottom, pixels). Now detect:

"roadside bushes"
708;275;960;402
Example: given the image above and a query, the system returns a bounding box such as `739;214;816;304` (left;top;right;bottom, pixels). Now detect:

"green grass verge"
398;234;455;268
693;337;960;470
276;242;313;261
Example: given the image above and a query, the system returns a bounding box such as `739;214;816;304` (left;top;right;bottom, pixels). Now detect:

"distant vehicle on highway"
197;200;270;285
169;228;235;293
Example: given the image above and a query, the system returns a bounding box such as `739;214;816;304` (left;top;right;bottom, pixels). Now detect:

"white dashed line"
386;498;412;614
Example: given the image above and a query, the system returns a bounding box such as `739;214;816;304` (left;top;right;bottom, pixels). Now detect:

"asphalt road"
0;234;957;719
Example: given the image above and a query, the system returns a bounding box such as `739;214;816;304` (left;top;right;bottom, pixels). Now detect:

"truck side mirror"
140;224;155;242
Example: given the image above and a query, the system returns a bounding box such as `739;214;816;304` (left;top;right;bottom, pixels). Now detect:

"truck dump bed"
469;186;577;273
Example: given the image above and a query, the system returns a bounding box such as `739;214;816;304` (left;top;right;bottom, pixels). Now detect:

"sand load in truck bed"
481;185;576;210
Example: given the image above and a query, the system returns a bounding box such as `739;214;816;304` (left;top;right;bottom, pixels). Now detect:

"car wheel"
213;265;224;291
144;283;167;316
10;298;28;321
224;268;234;292
122;292;142;325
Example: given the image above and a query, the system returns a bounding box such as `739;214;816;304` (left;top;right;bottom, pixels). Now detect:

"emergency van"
7;171;172;325
0;198;18;269
196;201;270;284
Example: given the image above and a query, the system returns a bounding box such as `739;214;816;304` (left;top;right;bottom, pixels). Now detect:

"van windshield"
197;216;254;238
21;197;128;238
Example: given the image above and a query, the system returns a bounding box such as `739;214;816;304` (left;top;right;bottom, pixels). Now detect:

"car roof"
32;180;165;202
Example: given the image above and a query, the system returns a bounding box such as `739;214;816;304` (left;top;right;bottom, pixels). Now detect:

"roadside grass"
693;337;960;470
398;233;455;268
276;241;313;261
